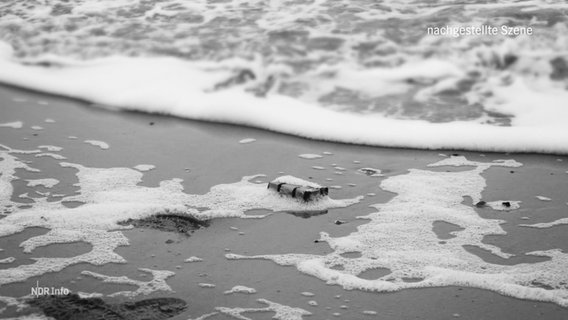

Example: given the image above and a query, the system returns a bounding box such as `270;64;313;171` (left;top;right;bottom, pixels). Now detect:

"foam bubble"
224;285;257;295
298;154;323;160
84;140;109;150
184;256;203;263
239;138;257;144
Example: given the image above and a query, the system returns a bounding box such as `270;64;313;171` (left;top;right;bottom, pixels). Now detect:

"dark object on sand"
285;209;328;219
267;180;329;202
475;201;486;208
29;293;187;320
358;168;382;176
118;213;209;236
334;220;346;225
502;201;511;207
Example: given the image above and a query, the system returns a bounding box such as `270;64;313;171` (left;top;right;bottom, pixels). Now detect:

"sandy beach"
1;84;568;320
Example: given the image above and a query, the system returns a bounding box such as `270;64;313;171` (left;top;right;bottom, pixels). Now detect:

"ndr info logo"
31;281;70;296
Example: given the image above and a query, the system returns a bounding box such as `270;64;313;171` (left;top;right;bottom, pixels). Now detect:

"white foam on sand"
486;201;521;211
239;138;256;144
184;256;203;263
0;257;15;264
38;145;63;152
0;122;23;129
0;145;361;290
227;157;568;308
0;146;40;211
521;218;568;229
298;154;323;160
84;140;110;150
133;164;155;172
216;299;311;320
224;285;257;295
35;153;67;160
1;48;567;154
77;292;104;299
26;179;59;188
81;268;174;297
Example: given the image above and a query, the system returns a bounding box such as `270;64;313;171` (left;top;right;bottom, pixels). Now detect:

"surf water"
1;0;568;153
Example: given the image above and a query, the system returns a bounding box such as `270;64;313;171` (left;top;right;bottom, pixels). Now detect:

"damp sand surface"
0;85;567;319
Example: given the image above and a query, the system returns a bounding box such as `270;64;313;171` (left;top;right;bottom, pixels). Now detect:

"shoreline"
1;84;567;319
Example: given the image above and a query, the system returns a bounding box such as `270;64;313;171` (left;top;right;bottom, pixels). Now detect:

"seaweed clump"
118;213;209;236
28;293;187;320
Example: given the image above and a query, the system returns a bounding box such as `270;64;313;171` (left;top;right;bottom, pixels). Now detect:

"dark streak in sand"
29;293;187;320
117;213;209;236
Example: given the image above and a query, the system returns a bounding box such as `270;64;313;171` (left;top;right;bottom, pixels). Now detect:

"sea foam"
0;145;360;292
0;46;567;154
227;156;568;308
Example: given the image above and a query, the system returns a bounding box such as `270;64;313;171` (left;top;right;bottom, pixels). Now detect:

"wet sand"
1;84;567;319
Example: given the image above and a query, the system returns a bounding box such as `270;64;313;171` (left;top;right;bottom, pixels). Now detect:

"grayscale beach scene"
1;1;567;319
